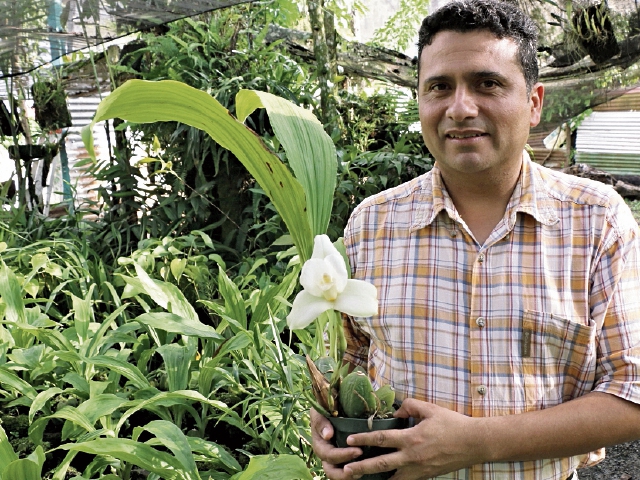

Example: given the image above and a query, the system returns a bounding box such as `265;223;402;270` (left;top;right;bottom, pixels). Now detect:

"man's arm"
340;392;640;480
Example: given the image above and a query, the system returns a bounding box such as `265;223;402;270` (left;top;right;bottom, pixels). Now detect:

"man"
311;0;640;479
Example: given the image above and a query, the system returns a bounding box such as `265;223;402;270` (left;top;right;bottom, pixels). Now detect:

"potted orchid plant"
286;234;406;480
82;79;404;478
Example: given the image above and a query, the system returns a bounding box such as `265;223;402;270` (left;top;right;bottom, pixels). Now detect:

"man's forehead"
419;30;520;66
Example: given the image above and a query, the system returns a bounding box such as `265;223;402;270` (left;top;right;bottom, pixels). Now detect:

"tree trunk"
307;0;338;129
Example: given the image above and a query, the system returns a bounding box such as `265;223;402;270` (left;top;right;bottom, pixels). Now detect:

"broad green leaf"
251;269;299;328
209;332;253;366
29;407;95;445
29;387;63;423
236;90;337;237
217;268;247;330
170;258;187;281
83;304;129;358
132;264;198;322
56;438;186;480
62;394;128;439
187;437;241;473
0;424;18;467
0;366;37;400
85;355;150;390
30;253;48;272
2;458;41;480
0;261;26;324
229;454;313;480
133;312;223;340
71;285;95;342
116;390;228;435
157;344;193;392
83;79;313;261
136;421;199;479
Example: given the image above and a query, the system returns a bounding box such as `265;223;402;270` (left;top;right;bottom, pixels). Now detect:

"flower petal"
311;234;338;260
325;253;348;293
300;258;329;297
333;279;378;318
286;290;334;329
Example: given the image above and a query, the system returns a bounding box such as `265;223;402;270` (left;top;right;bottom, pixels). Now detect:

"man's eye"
429;83;448;91
480;80;499;88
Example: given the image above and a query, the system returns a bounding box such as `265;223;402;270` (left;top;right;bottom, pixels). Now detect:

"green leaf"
217;268;247;330
2;458;42;480
56;438;186;480
170;258;187;281
116;390;228;435
0;366;38;400
132;264;198;322
0;261;26;324
85;355;150;390
83;304;129;358
62;394;128;440
187;437;241;473
236;90;337;237
71;285;95;342
29;407;95;445
83;79;313;261
157;344;193;392
29;387;63;423
137;421;199;479
133;312;223;340
229;455;313;480
0;424;18;467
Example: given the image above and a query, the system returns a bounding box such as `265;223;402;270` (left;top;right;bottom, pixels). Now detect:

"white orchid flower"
286;234;378;329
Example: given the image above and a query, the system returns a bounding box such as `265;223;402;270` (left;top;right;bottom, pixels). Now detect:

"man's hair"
417;0;539;92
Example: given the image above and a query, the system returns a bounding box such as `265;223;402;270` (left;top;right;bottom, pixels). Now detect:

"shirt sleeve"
590;203;640;404
343;313;370;367
342;204;371;367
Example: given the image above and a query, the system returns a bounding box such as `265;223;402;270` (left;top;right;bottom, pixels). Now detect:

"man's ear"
529;82;545;128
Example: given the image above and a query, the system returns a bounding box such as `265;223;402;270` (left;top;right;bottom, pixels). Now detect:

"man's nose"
446;87;478;122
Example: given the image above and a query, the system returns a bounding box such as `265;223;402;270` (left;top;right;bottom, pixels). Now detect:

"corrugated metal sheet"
575;110;640;175
594;87;640;112
60;95;113;210
574;152;640;175
576;111;640;153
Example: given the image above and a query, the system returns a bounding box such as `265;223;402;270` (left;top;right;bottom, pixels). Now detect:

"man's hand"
342;399;487;480
311;408;364;479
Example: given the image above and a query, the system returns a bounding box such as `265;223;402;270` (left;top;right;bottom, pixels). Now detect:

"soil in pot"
328;416;408;480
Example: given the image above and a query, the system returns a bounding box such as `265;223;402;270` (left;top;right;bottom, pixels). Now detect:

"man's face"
418;29;543;179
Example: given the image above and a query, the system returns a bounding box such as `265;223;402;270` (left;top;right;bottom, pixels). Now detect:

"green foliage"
92;7;317;260
0;3;439;479
370;0;430;53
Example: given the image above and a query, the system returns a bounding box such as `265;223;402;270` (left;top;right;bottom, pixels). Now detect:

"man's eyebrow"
471;70;509;82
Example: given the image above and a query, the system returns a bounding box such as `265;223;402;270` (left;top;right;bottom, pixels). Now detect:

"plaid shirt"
343;153;640;480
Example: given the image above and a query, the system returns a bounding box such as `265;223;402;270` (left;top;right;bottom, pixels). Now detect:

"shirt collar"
410;151;559;232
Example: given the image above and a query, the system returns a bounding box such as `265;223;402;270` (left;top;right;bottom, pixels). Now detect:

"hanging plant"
31;80;72;132
571;1;620;64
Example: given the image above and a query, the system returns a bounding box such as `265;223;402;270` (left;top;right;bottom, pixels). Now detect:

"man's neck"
439;162;522;246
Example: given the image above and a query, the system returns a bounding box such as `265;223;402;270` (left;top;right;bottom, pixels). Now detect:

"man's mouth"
446;133;485;139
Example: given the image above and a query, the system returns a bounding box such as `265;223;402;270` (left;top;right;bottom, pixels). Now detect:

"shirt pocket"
522;310;597;411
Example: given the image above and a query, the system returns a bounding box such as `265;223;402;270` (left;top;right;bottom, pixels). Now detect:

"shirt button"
450;230;457;238
478;253;485;263
476;317;486;328
477;385;487;395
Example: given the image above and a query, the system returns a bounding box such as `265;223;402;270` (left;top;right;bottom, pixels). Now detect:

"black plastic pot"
328;416;408;480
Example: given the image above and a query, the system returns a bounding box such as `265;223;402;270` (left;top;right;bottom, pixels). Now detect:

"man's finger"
395;398;435;420
343;450;404;478
311;408;334;440
311;408;364;465
346;427;408;450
